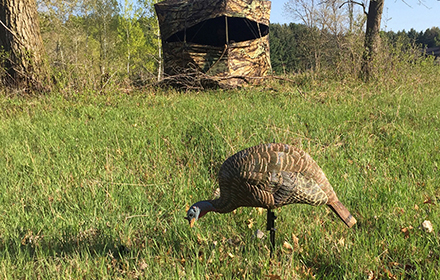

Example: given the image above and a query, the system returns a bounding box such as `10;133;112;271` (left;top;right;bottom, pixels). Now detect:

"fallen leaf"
334;142;344;147
283;241;293;251
254;229;265;239
424;197;435;205
383;267;397;280
139;260;148;270
292;233;300;251
338;237;345;246
401;226;413;238
266;275;281;280
421;220;433;233
247;218;254;229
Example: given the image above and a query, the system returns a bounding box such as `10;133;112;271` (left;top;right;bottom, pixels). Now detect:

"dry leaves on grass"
423;196;436;205
421;220;433;233
401;226;413;239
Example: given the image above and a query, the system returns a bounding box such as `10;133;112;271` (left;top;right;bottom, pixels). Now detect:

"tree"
118;0;160;81
37;0;161;90
270;23;299;74
85;0;119;87
418;27;440;48
270;23;322;74
0;0;51;91
284;0;386;81
360;0;384;81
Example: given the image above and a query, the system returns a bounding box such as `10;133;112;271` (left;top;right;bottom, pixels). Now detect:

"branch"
339;0;368;15
0;19;25;48
0;19;14;36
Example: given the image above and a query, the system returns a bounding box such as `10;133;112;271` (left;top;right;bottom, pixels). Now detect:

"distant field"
1;73;439;278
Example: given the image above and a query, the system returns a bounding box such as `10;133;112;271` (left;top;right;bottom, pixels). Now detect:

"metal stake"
266;208;277;257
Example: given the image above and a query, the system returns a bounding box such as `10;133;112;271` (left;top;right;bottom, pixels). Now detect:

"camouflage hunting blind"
154;0;271;88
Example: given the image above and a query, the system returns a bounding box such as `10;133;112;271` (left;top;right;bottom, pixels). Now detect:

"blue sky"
270;0;440;32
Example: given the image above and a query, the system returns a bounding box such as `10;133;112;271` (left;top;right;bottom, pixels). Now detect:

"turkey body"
203;143;356;227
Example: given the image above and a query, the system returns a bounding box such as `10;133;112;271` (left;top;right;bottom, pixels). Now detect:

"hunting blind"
154;0;271;88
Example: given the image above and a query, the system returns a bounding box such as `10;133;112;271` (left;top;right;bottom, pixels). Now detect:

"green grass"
1;71;440;279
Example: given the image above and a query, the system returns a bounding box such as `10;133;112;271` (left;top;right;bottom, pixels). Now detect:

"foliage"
33;0;440;90
117;0;159;82
383;27;440;49
270;23;439;82
37;0;160;91
270;23;315;74
276;0;440;82
271;0;367;77
0;59;440;278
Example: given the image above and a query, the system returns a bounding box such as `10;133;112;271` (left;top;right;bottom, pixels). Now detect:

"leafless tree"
284;0;386;81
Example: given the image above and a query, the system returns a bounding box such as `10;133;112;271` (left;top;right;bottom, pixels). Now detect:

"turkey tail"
328;200;357;228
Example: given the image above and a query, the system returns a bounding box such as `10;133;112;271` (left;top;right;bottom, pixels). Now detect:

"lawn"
0;71;439;278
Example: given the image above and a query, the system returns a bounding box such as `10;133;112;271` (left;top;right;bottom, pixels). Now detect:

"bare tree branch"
339;1;367;15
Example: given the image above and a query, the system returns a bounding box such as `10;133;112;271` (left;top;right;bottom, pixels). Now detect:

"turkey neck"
208;196;237;214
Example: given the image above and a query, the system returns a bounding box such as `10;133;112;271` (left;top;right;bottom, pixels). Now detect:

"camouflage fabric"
155;0;271;88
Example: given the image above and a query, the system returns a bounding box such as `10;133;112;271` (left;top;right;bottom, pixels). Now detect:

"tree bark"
360;0;384;81
0;0;51;92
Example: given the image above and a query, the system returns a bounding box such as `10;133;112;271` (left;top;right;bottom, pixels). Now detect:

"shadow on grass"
303;253;347;278
0;227;128;260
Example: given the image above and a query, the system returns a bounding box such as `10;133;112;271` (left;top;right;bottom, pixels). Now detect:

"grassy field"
1;68;440;279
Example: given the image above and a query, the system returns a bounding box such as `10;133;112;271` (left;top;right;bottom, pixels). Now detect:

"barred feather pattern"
206;143;356;227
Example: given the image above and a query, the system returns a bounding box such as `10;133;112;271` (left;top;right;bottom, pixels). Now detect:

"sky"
270;0;440;32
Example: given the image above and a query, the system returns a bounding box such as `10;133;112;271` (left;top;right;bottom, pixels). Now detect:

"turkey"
185;143;357;229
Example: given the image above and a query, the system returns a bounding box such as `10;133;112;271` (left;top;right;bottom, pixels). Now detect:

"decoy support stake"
266;208;277;257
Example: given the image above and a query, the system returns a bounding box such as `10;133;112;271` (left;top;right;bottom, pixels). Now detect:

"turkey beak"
184;216;196;227
189;217;196;228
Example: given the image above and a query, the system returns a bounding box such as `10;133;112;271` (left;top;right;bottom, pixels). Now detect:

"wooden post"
225;16;229;44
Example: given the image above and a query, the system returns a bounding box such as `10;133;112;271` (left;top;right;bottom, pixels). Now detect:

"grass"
0;68;440;279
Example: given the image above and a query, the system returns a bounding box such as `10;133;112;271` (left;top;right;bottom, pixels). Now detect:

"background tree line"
383;27;440;49
270;23;440;75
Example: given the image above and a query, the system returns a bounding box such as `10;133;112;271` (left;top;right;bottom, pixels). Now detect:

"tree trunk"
0;0;51;92
360;0;384;81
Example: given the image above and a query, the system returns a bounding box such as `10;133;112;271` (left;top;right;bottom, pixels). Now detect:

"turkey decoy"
185;143;356;254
